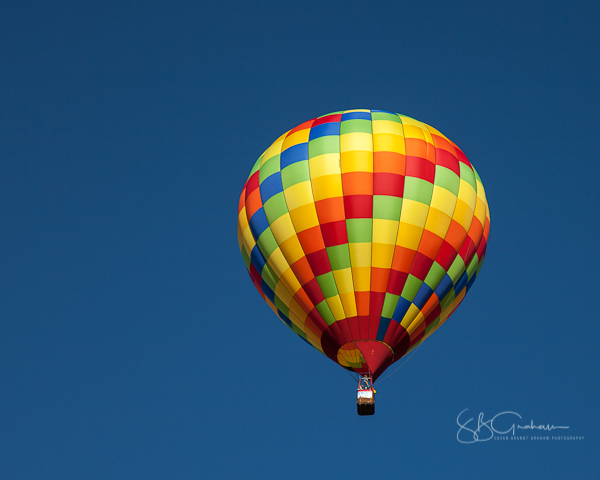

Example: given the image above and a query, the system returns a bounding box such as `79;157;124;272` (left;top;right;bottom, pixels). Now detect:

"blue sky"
1;0;598;478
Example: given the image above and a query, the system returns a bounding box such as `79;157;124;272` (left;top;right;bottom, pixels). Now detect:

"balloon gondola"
237;109;490;415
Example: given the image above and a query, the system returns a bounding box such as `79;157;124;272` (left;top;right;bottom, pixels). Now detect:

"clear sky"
1;1;598;479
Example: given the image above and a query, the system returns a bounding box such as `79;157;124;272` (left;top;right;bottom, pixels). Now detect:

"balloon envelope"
237;110;490;380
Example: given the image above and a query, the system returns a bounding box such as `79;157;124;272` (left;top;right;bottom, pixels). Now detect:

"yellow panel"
310;174;343;201
274;280;293;306
261;133;287;165
309;153;341;178
401;124;426;141
283;129;310;149
457;180;477;210
452;199;474;231
326;295;346;320
241;225;256;251
333;268;354;294
400;199;430;227
352;266;371;291
406;311;425;335
372;243;395;268
279;235;305;265
473;196;487;227
266;248;289;278
284;181;314;210
424;125;450;143
280;267;301;295
270;213;296;244
399;118;434;144
372;219;399;245
340;150;373;172
339;292;358;317
238;208;249;230
340;132;373;153
424;208;452;238
429;185;457;217
372;120;405;136
349;243;372;268
288;299;309;322
373;133;405;153
476;179;487;205
289;203;320;232
396;222;423;249
400;304;421;327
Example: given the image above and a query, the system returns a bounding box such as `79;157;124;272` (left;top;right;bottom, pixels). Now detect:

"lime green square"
371;112;402;123
424;261;447;290
340;119;372;134
404;177;433;204
259;155;281;182
382;293;401;318
373;195;402;220
326;244;351;270
309;136;340;156
316;272;338;298
315;301;336;326
257;229;279;259
281;161;310;189
346;218;372;243
460;162;477;189
434;166;460;195
401;274;422;302
263;192;288;222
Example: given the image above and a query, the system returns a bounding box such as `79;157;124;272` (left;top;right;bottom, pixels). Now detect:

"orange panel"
418;230;444;259
373;151;405;175
297;225;325;254
315;197;346;223
371;267;390;292
391;246;417;272
342;172;373;195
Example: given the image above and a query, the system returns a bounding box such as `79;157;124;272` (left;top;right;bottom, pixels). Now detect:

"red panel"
444;220;468;251
312;114;343;126
370;267;390;292
305;249;332;277
320;220;348;247
373;172;404;196
347;316;360;341
291;256;314;286
410;251;434;281
391;246;417;273
344;195;373;218
387;269;408;296
303;278;325;304
356;341;394;381
434;148;460;176
406;156;435;183
436;240;458;270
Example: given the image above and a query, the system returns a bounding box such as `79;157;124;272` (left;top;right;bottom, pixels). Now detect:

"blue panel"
249;208;269;240
341;111;371;121
392;297;412;322
280;143;308;169
250;244;266;273
262;279;276;304
259;172;283;202
434;274;453;300
309;122;340;140
454;272;468;295
277;309;292;328
413;284;434;310
465;272;477;292
376;317;392;341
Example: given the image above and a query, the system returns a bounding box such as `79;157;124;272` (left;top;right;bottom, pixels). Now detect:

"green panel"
309;136;340;156
316;272;339;298
424;317;440;335
249;155;263;177
261;262;278;292
263;192;289;222
346;218;372;243
259;154;282;181
401;274;422;302
340;119;372;134
373;195;402;220
476;254;485;275
291;323;307;338
447;256;466;282
440;289;456;311
382;293;401;318
459;162;477;189
274;295;288;314
326;244;351;270
281;161;310;189
257;229;279;259
371;111;403;123
466;253;479;280
241;246;251;269
319;111;343;117
424;261;447;290
315;301;336;326
403;177;434;204
434;165;460;195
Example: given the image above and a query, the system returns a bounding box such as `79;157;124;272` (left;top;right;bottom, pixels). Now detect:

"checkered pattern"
237;110;490;378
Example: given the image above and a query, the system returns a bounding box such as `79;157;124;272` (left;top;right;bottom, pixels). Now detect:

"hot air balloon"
237;109;490;415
